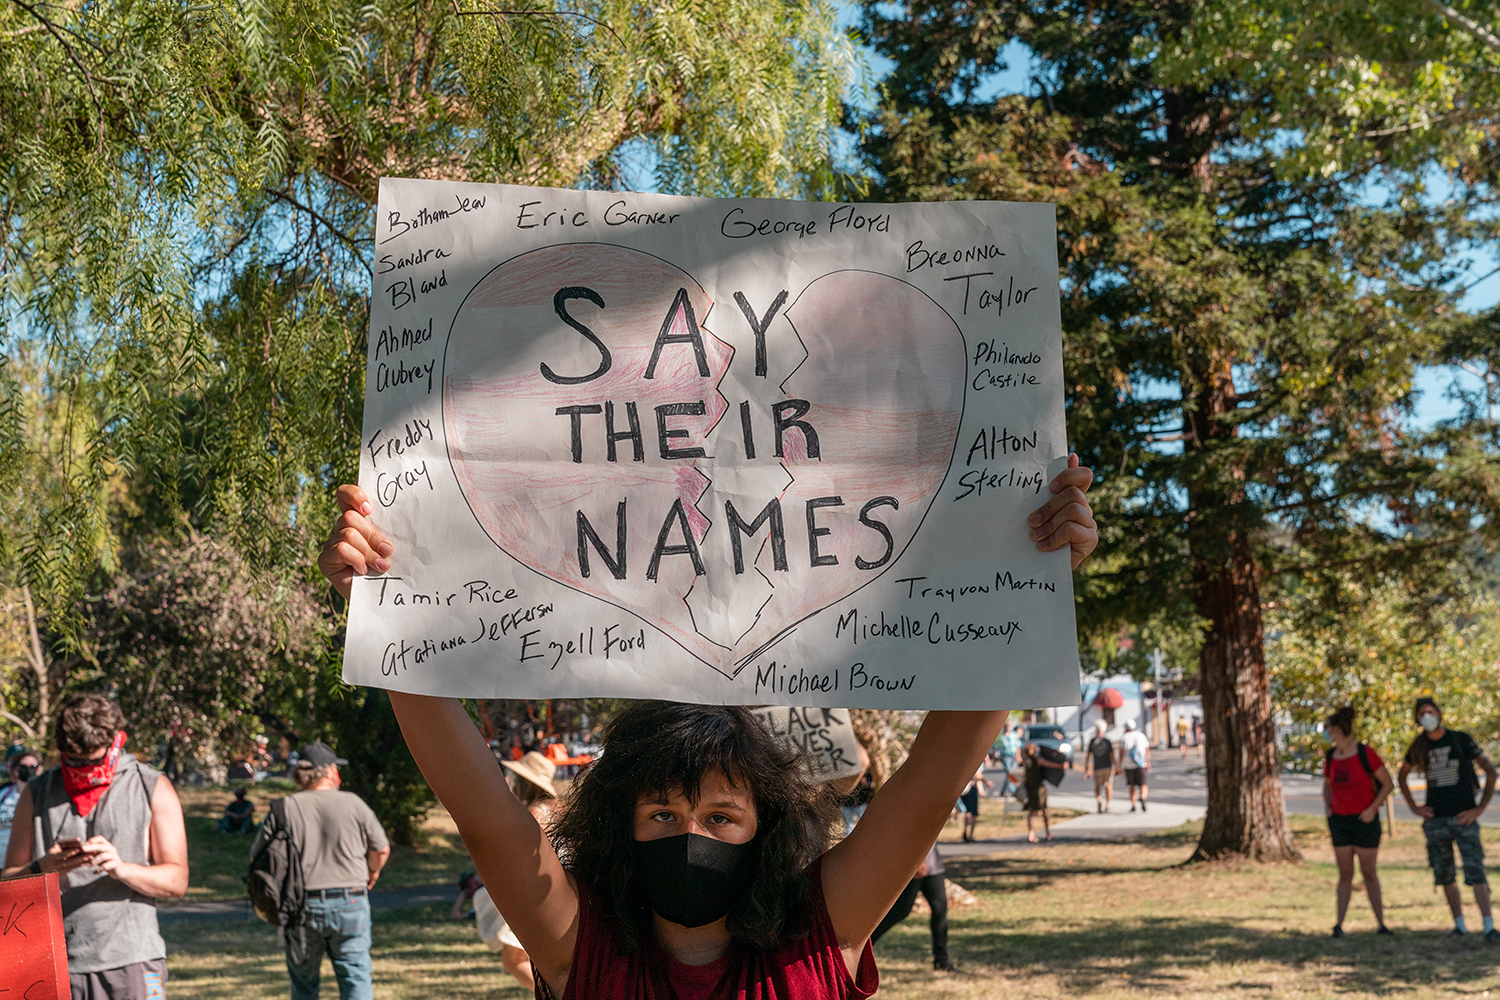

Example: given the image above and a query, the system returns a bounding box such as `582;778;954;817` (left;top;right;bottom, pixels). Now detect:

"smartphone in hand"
56;837;85;854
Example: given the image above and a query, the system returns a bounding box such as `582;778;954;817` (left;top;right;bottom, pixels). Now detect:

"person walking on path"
870;840;952;972
1013;743;1063;842
1321;706;1394;938
1396;697;1498;941
1084;721;1115;814
958;767;991;842
1177;716;1190;758
1117;720;1151;813
2;693;189;999
254;741;391;1000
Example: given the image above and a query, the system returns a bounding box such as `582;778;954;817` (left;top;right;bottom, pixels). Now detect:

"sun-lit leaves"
1271;576;1500;772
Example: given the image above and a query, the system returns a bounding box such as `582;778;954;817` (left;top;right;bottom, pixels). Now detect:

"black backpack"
246;798;308;957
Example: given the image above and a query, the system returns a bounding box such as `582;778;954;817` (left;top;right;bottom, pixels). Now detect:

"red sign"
0;872;69;1000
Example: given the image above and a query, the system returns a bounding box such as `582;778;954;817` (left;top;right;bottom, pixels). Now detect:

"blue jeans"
287;894;373;1000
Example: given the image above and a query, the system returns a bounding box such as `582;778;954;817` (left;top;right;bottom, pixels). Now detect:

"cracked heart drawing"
443;244;966;678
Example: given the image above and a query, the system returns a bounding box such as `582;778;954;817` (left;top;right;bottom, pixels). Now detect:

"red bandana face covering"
60;730;126;817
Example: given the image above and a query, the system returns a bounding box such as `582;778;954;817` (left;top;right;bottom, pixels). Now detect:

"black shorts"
960;787;980;816
1328;813;1381;849
1124;767;1146;788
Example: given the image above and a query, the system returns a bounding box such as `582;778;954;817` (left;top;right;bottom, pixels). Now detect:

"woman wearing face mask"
1320;706;1394;937
0;749;41;861
318;458;1098;998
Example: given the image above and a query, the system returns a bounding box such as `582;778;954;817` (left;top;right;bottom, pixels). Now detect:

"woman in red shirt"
1322;705;1395;937
318;458;1098;998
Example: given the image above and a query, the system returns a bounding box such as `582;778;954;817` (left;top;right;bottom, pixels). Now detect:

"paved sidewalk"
158;883;454;925
940;789;1206;857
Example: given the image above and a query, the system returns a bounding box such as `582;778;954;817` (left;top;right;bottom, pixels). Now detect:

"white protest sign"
343;178;1079;709
749;707;862;782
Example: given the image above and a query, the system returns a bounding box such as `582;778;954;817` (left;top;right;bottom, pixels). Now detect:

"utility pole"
1151;648;1166;749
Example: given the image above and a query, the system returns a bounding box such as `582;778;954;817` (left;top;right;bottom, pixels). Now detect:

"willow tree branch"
8;0;104;149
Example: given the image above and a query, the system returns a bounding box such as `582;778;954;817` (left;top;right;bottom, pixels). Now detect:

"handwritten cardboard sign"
0;872;70;1000
343;180;1079;709
749;707;862;782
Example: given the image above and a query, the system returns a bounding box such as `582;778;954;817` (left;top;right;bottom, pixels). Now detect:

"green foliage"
1271;579;1500;772
1154;0;1500;182
857;0;1500;669
0;0;857;628
0;0;856;837
83;533;328;775
857;0;1500;857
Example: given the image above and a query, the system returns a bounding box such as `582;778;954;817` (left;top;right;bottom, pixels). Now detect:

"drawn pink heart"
444;246;965;676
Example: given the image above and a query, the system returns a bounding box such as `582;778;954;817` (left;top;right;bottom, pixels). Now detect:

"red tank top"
536;856;878;1000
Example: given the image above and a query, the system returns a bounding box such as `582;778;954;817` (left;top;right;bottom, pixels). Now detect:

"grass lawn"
936;794;1082;843
176;785;475;900
161;814;1500;998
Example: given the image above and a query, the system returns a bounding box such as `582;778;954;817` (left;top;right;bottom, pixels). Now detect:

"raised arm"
320;485;580;989
821;458;1096;963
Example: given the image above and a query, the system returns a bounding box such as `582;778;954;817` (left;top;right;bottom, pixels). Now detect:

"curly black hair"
550;701;841;953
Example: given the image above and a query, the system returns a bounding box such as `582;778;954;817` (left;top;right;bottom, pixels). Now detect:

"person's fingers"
330;508;394;559
1031;499;1096;544
322;528;382;577
1035;520;1097;560
336;484;374;518
1027;484;1092;530
1050;462;1093;494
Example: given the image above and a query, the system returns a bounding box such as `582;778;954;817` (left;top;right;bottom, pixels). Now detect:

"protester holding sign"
317;457;1096;998
2;693;188;1000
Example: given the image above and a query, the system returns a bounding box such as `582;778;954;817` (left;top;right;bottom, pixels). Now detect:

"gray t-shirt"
280;789;389;890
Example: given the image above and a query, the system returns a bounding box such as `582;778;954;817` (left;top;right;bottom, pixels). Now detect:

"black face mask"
631;832;756;928
13;763;36;783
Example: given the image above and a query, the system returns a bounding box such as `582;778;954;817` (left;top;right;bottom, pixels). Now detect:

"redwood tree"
858;0;1500;859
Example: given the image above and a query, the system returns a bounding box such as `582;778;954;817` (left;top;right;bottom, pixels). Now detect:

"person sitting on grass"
1321;705;1394;938
1013;742;1064;843
216;787;256;834
316;457;1098;998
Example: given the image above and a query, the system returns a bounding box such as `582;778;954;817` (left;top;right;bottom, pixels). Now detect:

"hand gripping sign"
0;872;70;1000
344;180;1079;710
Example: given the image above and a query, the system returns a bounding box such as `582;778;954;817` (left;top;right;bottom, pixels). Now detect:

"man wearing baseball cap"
254;741;390;1000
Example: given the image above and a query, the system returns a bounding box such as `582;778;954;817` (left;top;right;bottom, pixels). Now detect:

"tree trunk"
1184;359;1299;862
1190;529;1299;861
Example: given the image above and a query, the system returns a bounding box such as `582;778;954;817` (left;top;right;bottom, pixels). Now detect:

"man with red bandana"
2;693;189;999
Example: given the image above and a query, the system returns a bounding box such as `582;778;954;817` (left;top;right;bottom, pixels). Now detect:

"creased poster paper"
342;179;1080;709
